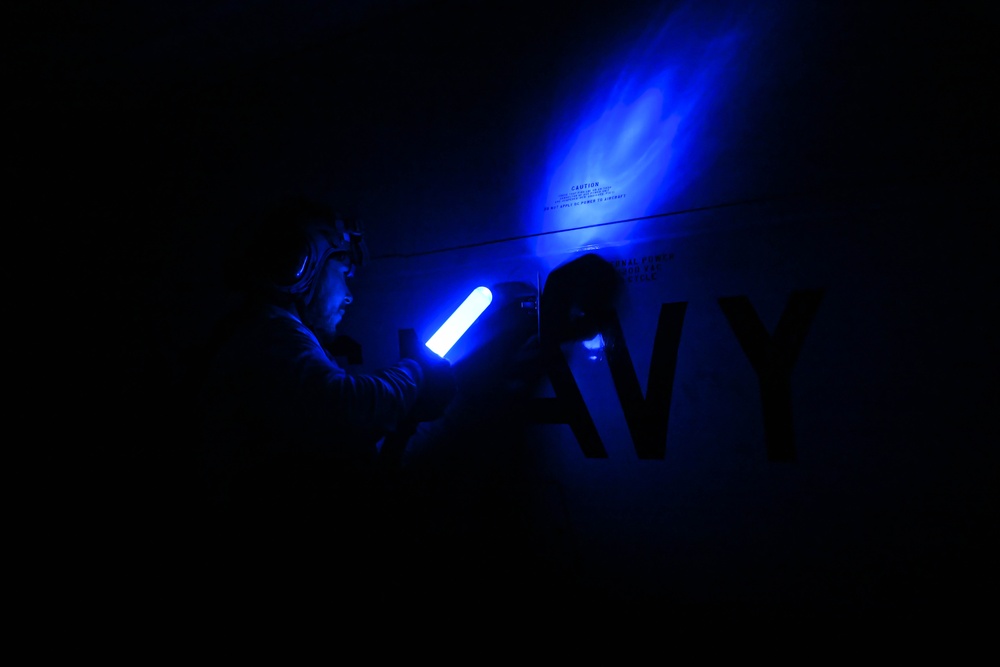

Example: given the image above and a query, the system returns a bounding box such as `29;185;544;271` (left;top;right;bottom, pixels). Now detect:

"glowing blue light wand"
425;286;493;358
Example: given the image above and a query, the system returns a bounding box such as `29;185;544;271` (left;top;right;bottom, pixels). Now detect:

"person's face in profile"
302;253;354;341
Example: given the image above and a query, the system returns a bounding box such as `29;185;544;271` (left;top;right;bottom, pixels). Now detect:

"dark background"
19;0;995;621
25;0;993;371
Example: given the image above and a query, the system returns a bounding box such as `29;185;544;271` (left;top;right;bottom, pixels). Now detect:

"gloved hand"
398;328;457;422
541;253;623;345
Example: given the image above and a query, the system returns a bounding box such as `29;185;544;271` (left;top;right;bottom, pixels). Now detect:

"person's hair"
224;197;339;296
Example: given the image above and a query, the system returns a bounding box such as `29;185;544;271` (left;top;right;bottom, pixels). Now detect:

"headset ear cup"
266;233;314;293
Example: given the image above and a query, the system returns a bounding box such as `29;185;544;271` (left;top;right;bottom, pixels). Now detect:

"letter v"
604;302;688;459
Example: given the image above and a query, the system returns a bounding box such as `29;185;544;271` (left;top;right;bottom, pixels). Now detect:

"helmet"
271;217;368;297
227;198;369;299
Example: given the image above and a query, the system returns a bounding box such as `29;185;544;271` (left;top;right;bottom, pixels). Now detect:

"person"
186;196;457;606
181;198;623;610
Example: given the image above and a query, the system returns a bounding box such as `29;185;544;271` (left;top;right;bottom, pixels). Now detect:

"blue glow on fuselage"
582;333;605;361
426;286;493;358
530;2;761;264
582;333;605;351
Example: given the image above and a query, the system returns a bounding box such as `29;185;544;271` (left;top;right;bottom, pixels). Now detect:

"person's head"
226;197;368;339
298;242;354;341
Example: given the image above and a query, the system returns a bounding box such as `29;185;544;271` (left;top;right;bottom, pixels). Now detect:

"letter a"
526;343;608;458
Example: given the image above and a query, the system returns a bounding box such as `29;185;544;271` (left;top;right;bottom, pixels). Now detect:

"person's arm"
279;322;426;442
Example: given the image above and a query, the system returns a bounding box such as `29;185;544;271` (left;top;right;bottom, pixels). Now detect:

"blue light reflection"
530;2;764;264
582;333;605;362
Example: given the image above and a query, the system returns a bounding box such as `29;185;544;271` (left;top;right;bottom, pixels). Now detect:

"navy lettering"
718;289;825;461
